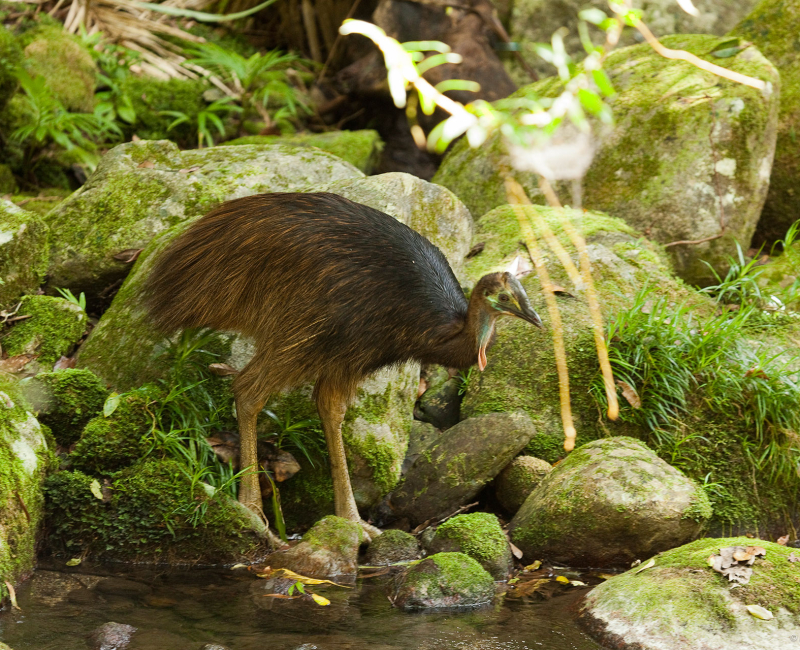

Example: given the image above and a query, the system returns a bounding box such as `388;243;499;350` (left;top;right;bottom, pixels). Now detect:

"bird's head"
474;271;543;371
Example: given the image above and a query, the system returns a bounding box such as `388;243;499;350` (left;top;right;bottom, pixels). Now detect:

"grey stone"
0;200;49;308
392;552;494;609
86;622;137;650
365;528;421;565
494;455;552;515
427;512;512;580
415;376;461;430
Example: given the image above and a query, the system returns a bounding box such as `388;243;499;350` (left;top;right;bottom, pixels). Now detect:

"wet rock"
434;35;780;285
365;529;421;565
427;513;512;580
200;645;231;650
95;577;152;598
388;411;535;526
733;1;800;245
224;130;383;174
46;139;364;298
86;621;137;650
1;295;87;369
67;587;101;605
267;516;365;577
509;438;712;567
20;368;108;446
415;376;461;430
392;552;494;609
0;200;49;308
494;456;552;515
402;421;442;474
581;537;800;650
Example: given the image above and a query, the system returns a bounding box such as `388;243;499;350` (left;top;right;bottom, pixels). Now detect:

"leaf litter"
707;545;766;585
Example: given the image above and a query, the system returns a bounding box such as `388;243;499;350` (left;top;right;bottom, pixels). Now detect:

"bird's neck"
433;288;497;369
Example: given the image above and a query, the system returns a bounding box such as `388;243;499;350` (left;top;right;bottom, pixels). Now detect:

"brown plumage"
143;192;542;540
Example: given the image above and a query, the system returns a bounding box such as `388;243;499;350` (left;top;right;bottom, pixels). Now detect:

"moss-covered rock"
505;0;759;83
225;130;384;174
435;35;780;285
389;411;536;526
0;164;17;194
733;1;800;245
45;139;364;298
581;536;800;650
428;512;512;580
0;25;22;112
365;528;421;565
43;459;263;562
1;295;86;367
0;375;51;603
21;25;96;112
415;374;461;430
494;455;551;515
69;385;157;476
19;368;108;446
267;515;365;577
756;240;800;311
509;437;711;567
403;420;442;472
392;552;495;609
0;199;49;308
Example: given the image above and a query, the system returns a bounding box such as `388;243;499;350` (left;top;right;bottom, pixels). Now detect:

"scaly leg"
315;378;382;541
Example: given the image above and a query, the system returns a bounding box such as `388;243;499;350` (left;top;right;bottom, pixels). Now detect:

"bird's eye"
499;294;510;302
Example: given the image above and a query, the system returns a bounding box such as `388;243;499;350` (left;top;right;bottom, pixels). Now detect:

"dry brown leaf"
778;535;790;546
0;355;36;374
616;380;642;409
466;242;485;259
509;542;523;560
113;248;144;263
209;363;239;377
746;546;767;557
733;550;754;562
53;356;76;370
131;134;141;142
788;552;800;563
4;581;20;610
137;160;155;169
745;367;769;380
507;578;550;598
271;450;301;482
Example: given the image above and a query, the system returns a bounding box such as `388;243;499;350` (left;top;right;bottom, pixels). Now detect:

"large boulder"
0;377;50;602
225;130;384;174
733;1;800;245
509;437;712;567
387;411;536;526
267;515;364;577
365;528;421;565
494;455;552;515
44;140;365;298
506;0;760;82
434;35;780;285
391;552;495;609
581;537;800;650
0;200;49;308
427;512;512;580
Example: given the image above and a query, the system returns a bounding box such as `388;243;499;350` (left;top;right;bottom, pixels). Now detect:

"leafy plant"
456;367;476;396
55;287;87;311
185;43;312;133
162;97;242;148
262;408;326;467
700;243;766;307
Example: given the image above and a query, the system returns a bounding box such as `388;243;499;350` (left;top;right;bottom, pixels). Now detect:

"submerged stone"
0;200;49;308
365;528;421;565
581;537;800;650
86;621;137;650
428;512;512;580
435;35;780;285
388;411;536;526
392;552;494;609
509;437;712;567
494;455;552;515
267;516;365;577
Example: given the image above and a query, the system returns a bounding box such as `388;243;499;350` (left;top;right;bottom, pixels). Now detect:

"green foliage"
262;408;326;468
456;367;476;396
54;287;86;311
185;43;312;133
82;33;141;127
162;96;242;148
593;285;800;485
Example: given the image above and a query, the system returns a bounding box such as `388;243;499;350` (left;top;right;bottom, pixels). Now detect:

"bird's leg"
235;394;283;549
316;379;382;541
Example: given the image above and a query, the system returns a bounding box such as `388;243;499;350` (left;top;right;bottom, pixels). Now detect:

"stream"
0;561;603;649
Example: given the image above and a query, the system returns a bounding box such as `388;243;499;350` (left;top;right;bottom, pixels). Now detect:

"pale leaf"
636;558;655;573
524;560;541;571
675;0;700;16
509;542;523;560
746;604;773;620
616;380;642;409
310;593;331;606
4;581;20;610
137;160;155;168
208;363;239;377
65;558;81;567
778;535;790;546
89;479;104;500
103;392;120;417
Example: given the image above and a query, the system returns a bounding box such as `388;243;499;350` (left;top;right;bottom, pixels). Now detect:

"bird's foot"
359;519;382;543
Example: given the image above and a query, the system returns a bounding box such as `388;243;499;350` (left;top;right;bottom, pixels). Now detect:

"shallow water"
0;561;603;650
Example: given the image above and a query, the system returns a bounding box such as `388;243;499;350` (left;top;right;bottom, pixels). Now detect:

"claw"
360;520;382;543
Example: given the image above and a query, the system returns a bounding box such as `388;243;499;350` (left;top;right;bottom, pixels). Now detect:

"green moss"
0;26;22;112
43;459;260;561
70;385;159;476
120;76;208;148
302;515;364;555
224;130;384;174
1;295;86;366
435;513;509;568
279;456;334;531
21;25;96;112
0;200;49;308
399;552;495;608
366;528;419;564
20;369;108;446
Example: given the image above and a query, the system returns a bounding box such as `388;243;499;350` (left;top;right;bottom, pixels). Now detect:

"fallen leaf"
788;553;800;563
113;248;144;264
4;581;20;610
733;550;754;562
230;563;248;570
0;391;14;409
509;542;523;560
546;284;575;298
260;568;351;588
778;535;790;546
746;604;773;620
555;576;570;584
507;578;550;598
271;450;301;482
746;546;767;557
745;367;769;380
507;254;533;279
53;356;76;370
524;560;542;572
616;380;642;409
65;558;81;567
636;558;655;574
465;242;485;259
89;480;104;500
103;392;120;417
310;593;330;606
262;593;301;599
208;363;239;376
0;355;36;374
179;165;202;174
137;160;155;169
596;573;616;580
570;580;587;587
131;134;141;141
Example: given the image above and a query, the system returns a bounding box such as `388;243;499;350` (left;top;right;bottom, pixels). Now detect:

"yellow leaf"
524;560;542;571
310;593;331;606
4;581;20;611
746;605;773;620
555;576;570;584
89;480;103;500
636;558;655;574
65;558;81;566
272;568;351;588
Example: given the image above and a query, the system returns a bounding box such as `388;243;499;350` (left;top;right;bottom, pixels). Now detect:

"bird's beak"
506;300;544;329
